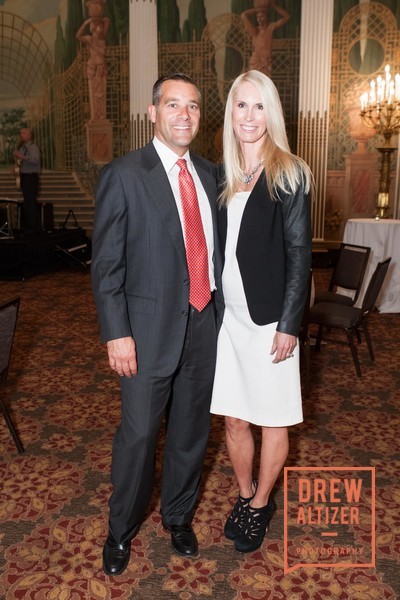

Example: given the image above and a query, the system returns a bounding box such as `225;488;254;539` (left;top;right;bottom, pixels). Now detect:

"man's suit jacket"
91;142;223;377
218;171;312;336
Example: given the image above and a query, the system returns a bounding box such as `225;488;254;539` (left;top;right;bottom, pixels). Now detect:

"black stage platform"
0;228;91;280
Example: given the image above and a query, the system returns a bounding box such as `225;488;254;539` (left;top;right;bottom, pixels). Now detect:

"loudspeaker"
0;207;7;225
0;206;12;238
40;203;54;231
19;202;54;231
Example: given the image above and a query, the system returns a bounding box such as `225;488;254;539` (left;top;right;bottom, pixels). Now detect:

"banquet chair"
0;297;25;453
314;242;370;306
309;258;391;377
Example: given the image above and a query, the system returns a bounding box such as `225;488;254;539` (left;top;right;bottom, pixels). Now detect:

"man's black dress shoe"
102;534;131;575
163;523;198;556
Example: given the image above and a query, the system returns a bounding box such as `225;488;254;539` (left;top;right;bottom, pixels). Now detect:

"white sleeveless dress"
210;191;303;427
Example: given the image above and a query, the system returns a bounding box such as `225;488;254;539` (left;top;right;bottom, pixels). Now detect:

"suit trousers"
108;300;217;543
20;173;40;234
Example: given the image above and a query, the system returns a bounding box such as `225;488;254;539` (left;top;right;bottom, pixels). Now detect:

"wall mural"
326;0;400;234
0;0;129;168
0;0;298;170
0;0;399;234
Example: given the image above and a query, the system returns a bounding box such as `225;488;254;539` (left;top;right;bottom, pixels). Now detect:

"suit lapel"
138;144;221;274
140;143;187;268
191;153;218;238
191;155;215;206
191;153;223;277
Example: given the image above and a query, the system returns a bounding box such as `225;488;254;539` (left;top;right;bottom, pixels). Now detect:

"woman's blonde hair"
220;70;312;206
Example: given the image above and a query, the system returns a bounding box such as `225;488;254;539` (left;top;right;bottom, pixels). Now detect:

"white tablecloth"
342;218;400;313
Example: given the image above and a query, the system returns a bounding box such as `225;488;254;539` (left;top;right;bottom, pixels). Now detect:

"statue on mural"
76;13;110;121
241;0;290;77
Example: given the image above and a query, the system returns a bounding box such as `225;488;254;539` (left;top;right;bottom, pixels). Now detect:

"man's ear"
148;104;156;124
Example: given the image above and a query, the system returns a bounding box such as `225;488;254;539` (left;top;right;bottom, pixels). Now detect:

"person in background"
91;73;223;576
211;69;312;553
14;128;41;235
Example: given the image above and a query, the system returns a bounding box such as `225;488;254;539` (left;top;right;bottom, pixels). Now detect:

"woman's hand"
270;331;297;363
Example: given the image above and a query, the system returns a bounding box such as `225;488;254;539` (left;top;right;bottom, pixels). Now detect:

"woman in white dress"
210;70;312;553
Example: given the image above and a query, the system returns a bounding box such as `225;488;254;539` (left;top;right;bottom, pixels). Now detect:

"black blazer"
218;171;312;336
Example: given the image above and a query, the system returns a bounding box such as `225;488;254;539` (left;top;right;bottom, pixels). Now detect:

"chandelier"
360;65;400;217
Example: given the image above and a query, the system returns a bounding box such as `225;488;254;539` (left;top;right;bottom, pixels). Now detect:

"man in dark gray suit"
91;73;223;576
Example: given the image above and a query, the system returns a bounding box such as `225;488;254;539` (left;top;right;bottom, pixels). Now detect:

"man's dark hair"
152;73;201;106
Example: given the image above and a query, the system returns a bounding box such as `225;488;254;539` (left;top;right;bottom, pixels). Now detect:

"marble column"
298;0;334;240
129;0;158;149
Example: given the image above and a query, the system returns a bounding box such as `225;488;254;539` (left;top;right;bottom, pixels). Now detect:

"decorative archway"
0;11;53;166
0;11;52;100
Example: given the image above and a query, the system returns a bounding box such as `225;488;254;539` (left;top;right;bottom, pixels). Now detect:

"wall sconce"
360;64;400;218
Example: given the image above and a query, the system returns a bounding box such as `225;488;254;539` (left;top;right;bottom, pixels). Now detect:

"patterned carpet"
0;268;399;599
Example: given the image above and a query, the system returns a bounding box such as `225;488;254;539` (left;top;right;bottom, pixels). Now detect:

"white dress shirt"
152;136;216;291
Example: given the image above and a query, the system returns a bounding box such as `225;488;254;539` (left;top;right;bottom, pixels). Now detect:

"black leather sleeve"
277;183;312;336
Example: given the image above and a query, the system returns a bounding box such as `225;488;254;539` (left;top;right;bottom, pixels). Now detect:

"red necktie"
177;158;211;311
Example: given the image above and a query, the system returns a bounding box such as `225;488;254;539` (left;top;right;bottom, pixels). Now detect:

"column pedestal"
86;119;113;165
344;151;378;219
376;146;396;218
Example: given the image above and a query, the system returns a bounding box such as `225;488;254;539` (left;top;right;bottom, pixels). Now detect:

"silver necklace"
242;161;263;185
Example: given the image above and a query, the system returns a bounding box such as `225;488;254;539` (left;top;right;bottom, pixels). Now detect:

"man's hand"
107;336;137;377
270;331;297;364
